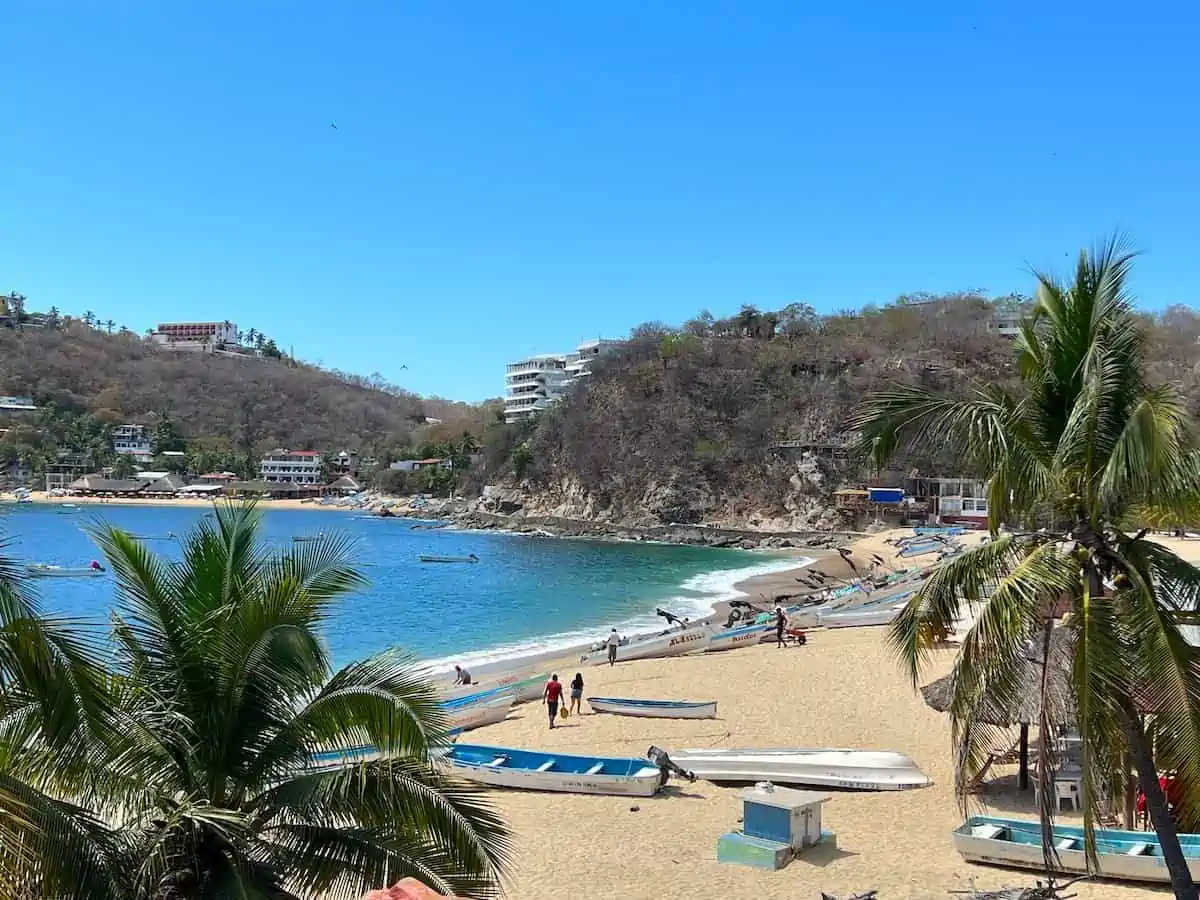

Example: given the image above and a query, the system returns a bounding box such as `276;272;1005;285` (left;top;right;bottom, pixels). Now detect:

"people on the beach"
89;559;105;571
543;674;564;728
569;672;584;715
775;605;788;648
606;628;621;666
453;664;471;685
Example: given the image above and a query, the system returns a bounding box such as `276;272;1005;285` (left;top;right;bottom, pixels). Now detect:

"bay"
0;504;802;670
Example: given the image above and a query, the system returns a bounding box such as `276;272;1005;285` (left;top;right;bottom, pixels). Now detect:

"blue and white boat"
707;623;774;652
436;743;669;796
818;590;917;629
898;540;944;558
588;697;717;720
914;526;964;537
442;671;548;704
442;690;513;732
953;815;1200;884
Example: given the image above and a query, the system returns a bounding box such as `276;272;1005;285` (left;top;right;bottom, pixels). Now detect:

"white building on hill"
259;449;322;484
504;339;619;423
112;424;153;459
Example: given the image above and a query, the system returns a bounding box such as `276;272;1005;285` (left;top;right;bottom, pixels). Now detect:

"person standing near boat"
774;605;788;648
606;628;621;666
569;672;584;715
543;674;565;729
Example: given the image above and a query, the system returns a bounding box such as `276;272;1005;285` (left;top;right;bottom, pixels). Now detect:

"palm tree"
850;236;1200;900
104;319;115;334
82;311;95;327
2;504;510;898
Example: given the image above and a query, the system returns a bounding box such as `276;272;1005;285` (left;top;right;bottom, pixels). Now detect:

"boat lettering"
668;632;704;648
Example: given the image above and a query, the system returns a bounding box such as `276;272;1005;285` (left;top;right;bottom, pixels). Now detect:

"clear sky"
3;3;1198;401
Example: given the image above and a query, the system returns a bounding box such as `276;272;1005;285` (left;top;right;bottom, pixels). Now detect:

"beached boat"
419;554;479;564
442;693;513;732
443;672;548;704
914;526;964;537
818;590;916;629
898;540;944;558
588;697;717;719
24;564;106;579
660;747;932;791
707;622;775;652
580;622;713;665
436;743;668;796
952;815;1200;884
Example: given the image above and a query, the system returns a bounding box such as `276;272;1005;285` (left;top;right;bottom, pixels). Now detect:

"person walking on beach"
774;605;788;648
453;664;471;686
543;674;564;729
606;628;621;666
569;672;584;715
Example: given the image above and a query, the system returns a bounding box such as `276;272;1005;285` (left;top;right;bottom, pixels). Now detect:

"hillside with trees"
0;318;496;478
473;295;1200;529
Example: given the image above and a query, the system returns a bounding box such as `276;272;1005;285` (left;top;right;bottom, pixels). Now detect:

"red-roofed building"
259;449;323;484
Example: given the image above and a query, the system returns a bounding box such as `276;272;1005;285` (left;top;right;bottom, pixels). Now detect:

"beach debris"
629;805;640;812
949;875;1088;900
820;891;877;900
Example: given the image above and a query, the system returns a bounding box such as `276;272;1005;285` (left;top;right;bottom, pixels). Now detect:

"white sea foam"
421;555;812;678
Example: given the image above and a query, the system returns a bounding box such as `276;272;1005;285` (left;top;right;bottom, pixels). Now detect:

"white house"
259;449;322;484
503;339;620;423
112;424;153;459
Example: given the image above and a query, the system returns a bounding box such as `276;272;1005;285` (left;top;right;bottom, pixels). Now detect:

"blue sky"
3;3;1198;401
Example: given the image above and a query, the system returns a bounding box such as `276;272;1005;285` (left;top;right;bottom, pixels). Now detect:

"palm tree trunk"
1121;705;1197;900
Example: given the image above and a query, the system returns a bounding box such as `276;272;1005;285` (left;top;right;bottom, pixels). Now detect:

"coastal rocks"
476;486;526;516
639;477;716;525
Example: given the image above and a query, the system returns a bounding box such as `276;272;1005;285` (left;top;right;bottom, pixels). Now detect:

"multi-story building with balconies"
259;449;322;484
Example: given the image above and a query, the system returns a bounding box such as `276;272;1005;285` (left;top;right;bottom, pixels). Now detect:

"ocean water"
0;504;806;671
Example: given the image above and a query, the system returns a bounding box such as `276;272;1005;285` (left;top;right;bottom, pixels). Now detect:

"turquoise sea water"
0;504;803;671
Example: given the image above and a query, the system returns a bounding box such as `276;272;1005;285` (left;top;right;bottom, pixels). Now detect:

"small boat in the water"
588;697;717;719
436;743;678;796
25;564;106;579
659;746;932;791
707;622;775;652
952;815;1200;884
419;553;479;564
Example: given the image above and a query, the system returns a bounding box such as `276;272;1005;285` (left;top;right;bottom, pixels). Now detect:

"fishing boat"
818;590;916;629
588;697;717;719
580;622;713;665
952;815;1200;884
24;564;106;579
658;747;932;791
898;540;944;558
435;743;670;796
914;526;964;537
442;693;513;732
444;672;548;704
419;553;479;564
707;622;775;652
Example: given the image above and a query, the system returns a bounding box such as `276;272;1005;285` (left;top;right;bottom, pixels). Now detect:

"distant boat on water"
292;535;325;543
419;553;479;564
25;564;106;579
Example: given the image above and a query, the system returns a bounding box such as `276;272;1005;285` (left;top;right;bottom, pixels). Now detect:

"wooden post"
1019;723;1030;790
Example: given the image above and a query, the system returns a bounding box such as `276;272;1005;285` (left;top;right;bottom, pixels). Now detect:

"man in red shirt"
543;674;565;729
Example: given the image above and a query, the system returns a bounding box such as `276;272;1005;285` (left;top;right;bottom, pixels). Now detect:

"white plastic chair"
1055;778;1081;812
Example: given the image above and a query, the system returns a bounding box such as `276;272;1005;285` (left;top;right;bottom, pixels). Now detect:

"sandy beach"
458;528;1172;900
3;491;350;512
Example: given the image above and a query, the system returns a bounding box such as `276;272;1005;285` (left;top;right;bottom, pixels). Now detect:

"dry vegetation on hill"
480;297;1200;528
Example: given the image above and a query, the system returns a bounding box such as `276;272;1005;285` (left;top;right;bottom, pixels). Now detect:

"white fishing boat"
24;564;106;579
443;695;512;732
659;746;932;791
818;590;916;629
443;672;548;704
588;697;717;719
436;743;669;796
953;815;1200;884
706;623;775;652
580;623;713;665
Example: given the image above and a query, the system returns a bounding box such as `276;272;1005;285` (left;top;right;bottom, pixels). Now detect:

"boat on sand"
419;553;479;564
443;672;548;704
580;622;712;665
658;747;932;791
952;815;1200;884
588;697;717;719
442;693;513;732
707;622;775;652
25;564;106;579
436;744;679;796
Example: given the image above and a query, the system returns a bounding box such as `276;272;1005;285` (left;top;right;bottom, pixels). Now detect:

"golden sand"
465;527;1173;900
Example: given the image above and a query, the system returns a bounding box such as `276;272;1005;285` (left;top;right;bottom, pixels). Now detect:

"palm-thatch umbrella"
921;624;1077;789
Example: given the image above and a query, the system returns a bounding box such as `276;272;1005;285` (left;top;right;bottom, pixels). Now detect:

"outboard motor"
647;745;696;787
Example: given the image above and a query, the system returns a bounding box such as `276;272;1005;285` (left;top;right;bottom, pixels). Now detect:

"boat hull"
581;624;712;665
443;672;548;704
707;623;775;652
953;816;1200;884
25;566;105;578
438;744;665;796
588;697;717;719
664;747;932;791
444;696;512;732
